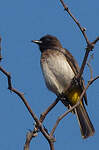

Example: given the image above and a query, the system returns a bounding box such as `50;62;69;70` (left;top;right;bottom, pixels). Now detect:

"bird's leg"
71;76;81;87
58;93;70;107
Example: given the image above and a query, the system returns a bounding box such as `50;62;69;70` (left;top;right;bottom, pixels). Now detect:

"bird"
31;34;95;139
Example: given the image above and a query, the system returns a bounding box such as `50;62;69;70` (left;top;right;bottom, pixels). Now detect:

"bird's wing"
60;47;87;105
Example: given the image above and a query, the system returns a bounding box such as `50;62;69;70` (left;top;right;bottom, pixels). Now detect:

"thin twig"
24;131;37;150
60;0;90;44
60;0;90;80
40;98;59;123
60;0;99;81
50;75;99;136
77;36;99;79
87;54;94;80
77;47;90;79
92;36;99;45
48;141;55;150
24;98;59;150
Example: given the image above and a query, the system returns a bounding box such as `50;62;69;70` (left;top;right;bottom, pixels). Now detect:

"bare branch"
88;75;99;85
60;0;90;44
87;54;94;80
48;141;55;150
40;98;59;123
0;66;55;150
60;0;99;81
77;48;90;79
24;131;37;150
92;36;99;45
24;98;59;150
78;36;99;79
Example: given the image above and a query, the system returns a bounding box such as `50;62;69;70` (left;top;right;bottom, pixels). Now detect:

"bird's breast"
40;50;75;95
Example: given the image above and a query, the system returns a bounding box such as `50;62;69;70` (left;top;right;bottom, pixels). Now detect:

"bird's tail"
75;104;95;139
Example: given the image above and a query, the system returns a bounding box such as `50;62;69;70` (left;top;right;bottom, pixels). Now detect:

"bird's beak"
31;40;42;44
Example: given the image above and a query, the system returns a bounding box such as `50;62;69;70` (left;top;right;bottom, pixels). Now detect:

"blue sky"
0;0;99;150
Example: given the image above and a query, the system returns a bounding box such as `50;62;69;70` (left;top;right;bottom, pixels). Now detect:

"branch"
92;36;99;45
50;75;99;136
24;98;59;150
59;0;99;78
60;0;90;44
39;98;59;123
0;66;55;150
24;131;38;150
77;47;90;79
87;54;94;80
48;141;55;150
60;0;99;82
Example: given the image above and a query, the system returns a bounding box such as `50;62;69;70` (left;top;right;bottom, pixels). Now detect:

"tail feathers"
75;104;95;139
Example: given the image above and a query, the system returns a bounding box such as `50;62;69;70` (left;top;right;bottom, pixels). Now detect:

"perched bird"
32;34;95;139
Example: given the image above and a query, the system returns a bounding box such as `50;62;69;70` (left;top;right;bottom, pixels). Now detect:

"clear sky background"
0;0;99;150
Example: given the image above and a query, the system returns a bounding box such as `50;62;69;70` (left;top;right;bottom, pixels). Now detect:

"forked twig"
60;0;99;83
24;98;59;149
40;98;59;123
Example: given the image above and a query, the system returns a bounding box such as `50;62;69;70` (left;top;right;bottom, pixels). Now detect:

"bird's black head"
32;34;62;52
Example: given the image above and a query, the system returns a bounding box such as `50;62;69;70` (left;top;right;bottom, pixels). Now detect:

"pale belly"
40;50;75;95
